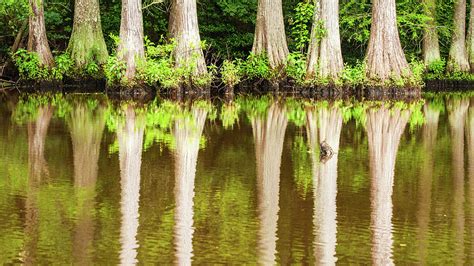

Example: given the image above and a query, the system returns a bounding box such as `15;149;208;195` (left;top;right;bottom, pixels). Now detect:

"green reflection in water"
0;93;473;264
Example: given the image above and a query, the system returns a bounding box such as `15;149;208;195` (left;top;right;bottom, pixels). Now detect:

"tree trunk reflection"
448;98;469;265
24;105;53;264
416;103;439;263
173;106;207;265
68;104;105;264
307;105;342;264
467;99;474;262
252;103;287;265
118;107;145;265
366;106;410;266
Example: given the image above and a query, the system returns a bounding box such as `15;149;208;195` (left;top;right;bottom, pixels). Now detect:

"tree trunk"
467;0;474;70
28;0;54;67
252;0;289;69
306;0;343;79
447;0;470;72
365;0;411;82
422;0;441;65
68;0;108;68
169;0;207;76
118;0;145;82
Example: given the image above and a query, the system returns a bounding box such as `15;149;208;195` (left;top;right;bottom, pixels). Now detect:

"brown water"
0;93;473;264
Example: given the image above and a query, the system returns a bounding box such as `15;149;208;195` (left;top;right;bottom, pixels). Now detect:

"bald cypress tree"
252;0;289;69
27;0;54;67
365;0;411;82
68;0;108;68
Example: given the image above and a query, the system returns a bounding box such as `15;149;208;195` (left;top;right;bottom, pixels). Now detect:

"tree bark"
422;0;441;65
252;0;289;69
306;0;344;79
118;0;145;82
68;0;109;68
365;0;411;82
169;0;207;76
447;0;470;72
28;0;54;67
467;0;474;71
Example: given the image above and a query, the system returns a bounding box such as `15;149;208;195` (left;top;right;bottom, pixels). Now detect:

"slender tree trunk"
68;0;108;68
28;0;54;67
118;0;145;82
252;0;289;69
173;107;207;265
422;0;441;65
447;98;469;265
365;0;411;82
169;0;207;76
467;0;474;70
252;103;287;265
306;0;343;79
118;107;144;265
448;0;470;72
366;106;410;266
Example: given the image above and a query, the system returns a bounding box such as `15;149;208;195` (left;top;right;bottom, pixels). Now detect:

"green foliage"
238;53;273;80
12;49;74;81
51;52;73;80
221;60;242;87
288;2;314;52
339;61;366;86
104;55;126;85
13;49;50;80
285;52;307;84
425;58;474;81
426;59;446;76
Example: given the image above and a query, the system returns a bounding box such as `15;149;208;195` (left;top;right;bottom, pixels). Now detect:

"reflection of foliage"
220;102;241;129
291;134;312;199
12;94;63;124
238;95;271;119
286;98;306;127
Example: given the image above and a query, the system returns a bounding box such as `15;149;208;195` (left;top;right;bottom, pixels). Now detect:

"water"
0;93;473;264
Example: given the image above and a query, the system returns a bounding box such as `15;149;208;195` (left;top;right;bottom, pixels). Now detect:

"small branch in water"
320;140;334;163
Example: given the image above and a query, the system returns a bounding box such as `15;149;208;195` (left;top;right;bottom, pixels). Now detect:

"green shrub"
13;49;50;80
104;55;126;85
239;53;272;80
13;49;74;81
221;60;242;87
285;52;306;84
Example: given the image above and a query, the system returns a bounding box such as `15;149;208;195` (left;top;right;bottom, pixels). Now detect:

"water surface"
0;93;473;264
